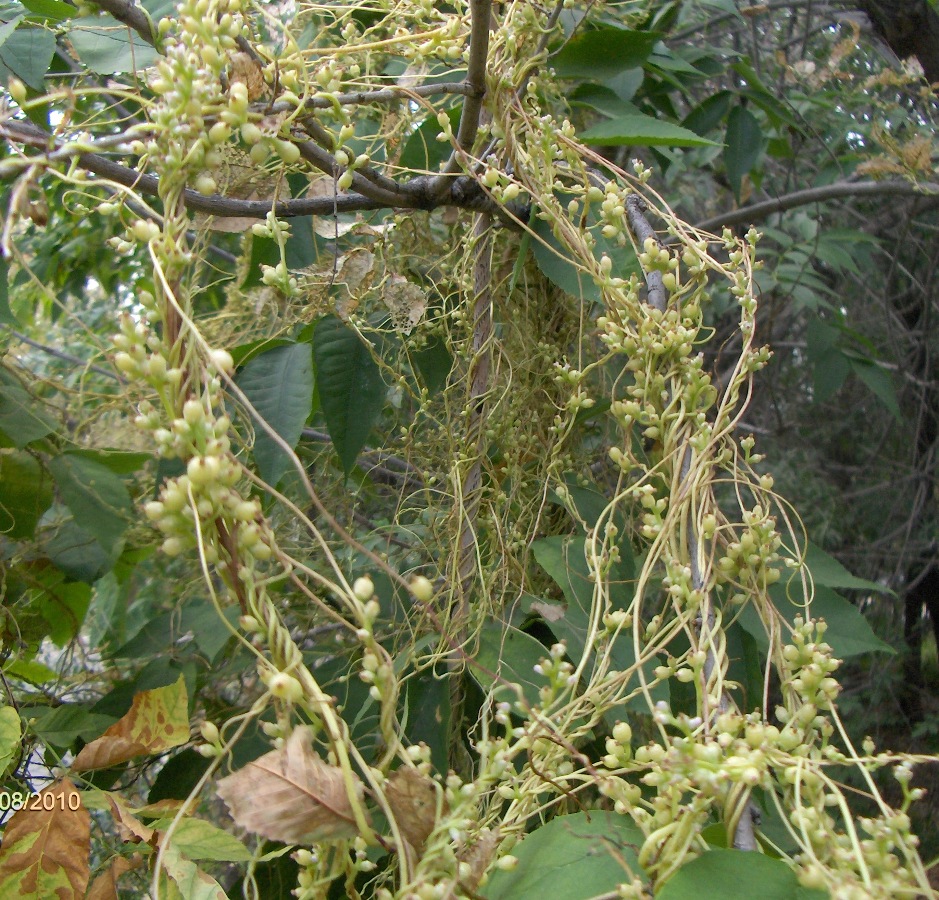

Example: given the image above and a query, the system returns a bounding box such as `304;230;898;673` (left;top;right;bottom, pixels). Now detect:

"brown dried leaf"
529;600;564;622
385;767;442;851
457;828;498;893
334;248;375;319
230;51;267;101
84;855;139;900
216;728;364;843
107;795;155;845
383;275;426;335
0;779;90;899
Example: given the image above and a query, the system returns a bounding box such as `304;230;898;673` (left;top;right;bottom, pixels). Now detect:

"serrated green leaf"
482;811;647;900
553;27;659;79
0;22;55;89
0;706;21;777
581;114;719;147
69;15;161;74
313;315;386;474
657;849;828;900
724;105;764;201
0;450;53;538
236;342;314;486
47;454;131;556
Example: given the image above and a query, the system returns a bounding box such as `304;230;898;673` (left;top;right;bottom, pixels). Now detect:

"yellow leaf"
71;676;189;771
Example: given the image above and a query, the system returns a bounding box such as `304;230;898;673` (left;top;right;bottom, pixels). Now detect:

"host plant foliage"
0;0;937;898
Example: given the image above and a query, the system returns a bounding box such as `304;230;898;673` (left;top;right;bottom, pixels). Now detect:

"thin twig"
5;328;121;381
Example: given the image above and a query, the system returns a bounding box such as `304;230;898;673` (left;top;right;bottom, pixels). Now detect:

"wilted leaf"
0;779;90;899
71;676;190;771
385;767;442;850
335;248;376;318
216;727;365;843
84;856;139;900
230;50;266;100
383;275;426;335
107;794;155;844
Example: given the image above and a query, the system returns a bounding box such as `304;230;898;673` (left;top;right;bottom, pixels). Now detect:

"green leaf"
0;450;53;538
0;706;21;778
724;106;764;201
739;583;894;658
163;818;252;863
0;370;56;447
69;15;161;74
0;256;16;326
400;665;451;775
804;543;888;593
47;453;131;556
230;336;293;368
482;811;647;900
159;844;227;900
313;315;386;474
569;84;641;118
3;658;57;686
181;601;240;662
681;90;733;136
581;114;718;148
531;536;663;708
848;357;901;421
43;516;113;582
656;849;828;900
410;334;452;394
148;749;211;804
20;704;116;748
553;28;659;80
21;0;74;21
236;342;314;486
0;23;56;90
469;623;547;709
38;580;91;645
399;105;461;172
530;213;637;302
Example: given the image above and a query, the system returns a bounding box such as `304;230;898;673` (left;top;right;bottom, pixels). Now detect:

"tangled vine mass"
0;0;937;897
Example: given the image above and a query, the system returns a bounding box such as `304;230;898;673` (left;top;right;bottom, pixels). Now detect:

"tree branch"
1;119;528;224
691;179;939;234
626;195;668;312
89;0;157;46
